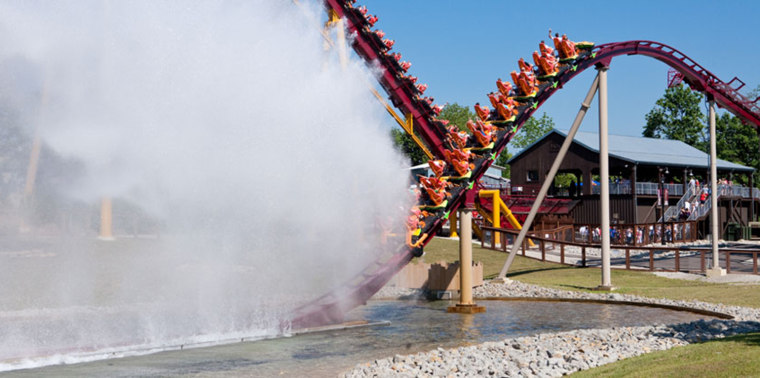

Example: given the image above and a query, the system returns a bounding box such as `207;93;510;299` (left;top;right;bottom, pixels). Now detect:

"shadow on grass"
653;323;760;346
506;266;578;278
554;284;598;291
709;332;760;347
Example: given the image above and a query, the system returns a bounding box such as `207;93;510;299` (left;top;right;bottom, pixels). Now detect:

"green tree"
390;128;427;166
510;112;555;149
438;102;475;131
715;113;760;184
643;83;760;183
390;102;476;165
643;84;707;150
494;151;512;178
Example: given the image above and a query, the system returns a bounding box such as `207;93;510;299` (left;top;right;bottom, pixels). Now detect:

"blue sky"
350;1;760;137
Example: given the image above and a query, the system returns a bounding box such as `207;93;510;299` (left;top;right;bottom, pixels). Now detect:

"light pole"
659;167;668;245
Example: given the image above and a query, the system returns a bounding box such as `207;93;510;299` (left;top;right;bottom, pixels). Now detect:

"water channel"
5;298;716;377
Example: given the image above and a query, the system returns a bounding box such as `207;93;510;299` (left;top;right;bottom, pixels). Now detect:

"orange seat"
474;103;490;121
428;160;446;177
496;79;513;97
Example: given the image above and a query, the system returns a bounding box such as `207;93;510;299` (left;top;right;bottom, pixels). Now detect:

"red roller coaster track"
290;0;760;329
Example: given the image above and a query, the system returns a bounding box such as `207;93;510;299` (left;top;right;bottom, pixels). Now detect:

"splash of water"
0;0;411;370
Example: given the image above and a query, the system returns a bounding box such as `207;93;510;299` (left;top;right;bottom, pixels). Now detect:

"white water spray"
0;0;411;370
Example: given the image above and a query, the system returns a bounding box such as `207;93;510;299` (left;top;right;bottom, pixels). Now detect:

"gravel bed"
350;280;760;377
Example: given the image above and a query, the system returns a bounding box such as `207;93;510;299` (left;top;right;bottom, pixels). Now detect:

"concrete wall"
388;261;484;291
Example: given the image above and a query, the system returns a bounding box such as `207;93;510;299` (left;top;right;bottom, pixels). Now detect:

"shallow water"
5;299;715;377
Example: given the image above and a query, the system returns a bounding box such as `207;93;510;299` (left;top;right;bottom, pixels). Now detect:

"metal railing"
656;184;760;222
590;182;632;195
479;225;759;275
663;184;696;221
636;182;684;197
572;221;697;245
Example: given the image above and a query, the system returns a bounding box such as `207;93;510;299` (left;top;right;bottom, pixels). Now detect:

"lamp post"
659;167;668;245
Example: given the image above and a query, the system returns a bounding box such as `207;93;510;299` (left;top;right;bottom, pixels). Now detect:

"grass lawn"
419;237;760;309
572;332;760;377
419;237;760;376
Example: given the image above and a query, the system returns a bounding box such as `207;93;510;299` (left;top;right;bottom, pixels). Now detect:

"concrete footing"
447;303;486;314
593;285;616;292
489;277;512;284
706;267;726;278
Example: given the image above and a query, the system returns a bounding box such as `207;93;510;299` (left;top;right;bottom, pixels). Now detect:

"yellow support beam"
479;190;534;247
99;197;114;241
370;89;433;160
449;209;458;237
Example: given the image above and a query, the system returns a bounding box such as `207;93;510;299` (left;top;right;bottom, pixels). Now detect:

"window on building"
527;170;539;182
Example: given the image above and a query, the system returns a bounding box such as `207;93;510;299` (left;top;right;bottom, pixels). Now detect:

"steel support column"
495;74;600;280
448;207;485;314
597;66;613;290
707;99;725;276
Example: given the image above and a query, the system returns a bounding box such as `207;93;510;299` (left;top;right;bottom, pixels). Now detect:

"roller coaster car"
533;51;559;81
432;119;450;135
442;169;472;183
418;178;450;209
511;70;538;101
470;129;492;148
495;100;518;122
363;27;382;47
419;198;448;211
446;159;474;180
417;97;436;117
406;208;422;230
405;214;427;255
552;34;593;63
447;128;470;149
539;40;554;56
496;79;513;97
409;186;421;201
468;139;494;153
490;117;515;128
487;92;503;110
443;148;471;165
474;103;491;122
419;176;450;192
517;57;534;74
365;14;378;27
431;104;444;116
494;128;510;144
466;120;496;147
575;41;595;50
428;159;447;177
386;53;408;74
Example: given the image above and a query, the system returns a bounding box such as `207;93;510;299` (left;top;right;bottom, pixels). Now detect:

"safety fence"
563;221;697;246
479;226;760;275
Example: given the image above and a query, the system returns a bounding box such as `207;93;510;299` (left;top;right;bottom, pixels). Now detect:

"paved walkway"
654;271;760;284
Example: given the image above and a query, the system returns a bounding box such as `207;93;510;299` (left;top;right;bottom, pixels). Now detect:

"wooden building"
507;129;756;234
